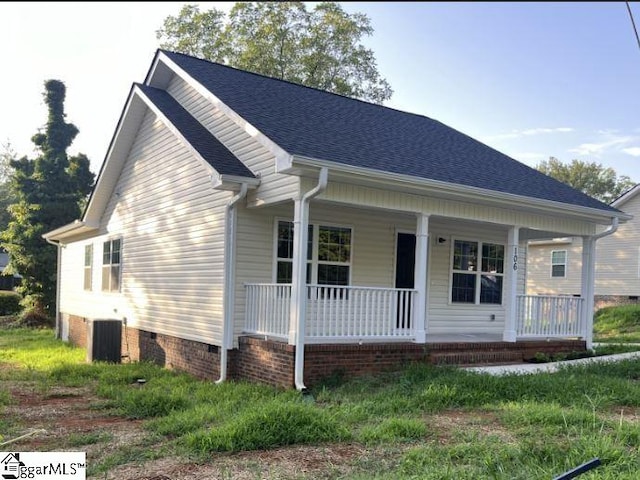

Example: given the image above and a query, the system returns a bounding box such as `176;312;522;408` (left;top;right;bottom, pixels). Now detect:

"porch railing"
244;283;417;342
516;295;585;338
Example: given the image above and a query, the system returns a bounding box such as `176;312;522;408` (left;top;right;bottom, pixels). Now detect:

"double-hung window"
102;239;121;292
551;250;566;278
451;239;504;304
275;221;351;286
83;244;93;291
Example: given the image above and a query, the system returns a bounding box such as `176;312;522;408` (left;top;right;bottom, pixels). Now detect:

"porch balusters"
245;284;416;342
516;294;585;338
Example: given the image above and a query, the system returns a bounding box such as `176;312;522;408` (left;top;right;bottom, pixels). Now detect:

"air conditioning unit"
86;319;122;363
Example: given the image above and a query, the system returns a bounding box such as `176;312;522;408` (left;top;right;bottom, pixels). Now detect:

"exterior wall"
527;193;640;299
595;193;640;296
233;202;415;341
66;315;220;380
427;218;509;335
236;201;526;339
318;180;599;237
233;336;586;389
167;76;299;206
526;239;582;296
59;110;230;346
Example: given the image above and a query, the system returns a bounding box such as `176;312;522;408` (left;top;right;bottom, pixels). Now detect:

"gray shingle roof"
161;50;617;213
137;83;255;179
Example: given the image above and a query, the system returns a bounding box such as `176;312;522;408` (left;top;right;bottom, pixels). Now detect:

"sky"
1;1;639;182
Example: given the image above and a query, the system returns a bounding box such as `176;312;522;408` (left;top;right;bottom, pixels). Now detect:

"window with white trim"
551;250;566;278
275;221;351;285
451;239;504;304
102;239;121;292
83;244;93;291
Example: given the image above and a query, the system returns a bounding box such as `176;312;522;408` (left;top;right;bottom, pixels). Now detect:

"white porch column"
503;226;520;342
413;214;429;343
288;197;310;346
581;236;596;349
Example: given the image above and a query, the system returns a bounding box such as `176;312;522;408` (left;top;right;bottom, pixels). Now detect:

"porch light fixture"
437;236;448;244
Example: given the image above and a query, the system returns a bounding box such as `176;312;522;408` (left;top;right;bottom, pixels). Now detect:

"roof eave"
212;174;261;191
287;155;631;224
43;220;99;242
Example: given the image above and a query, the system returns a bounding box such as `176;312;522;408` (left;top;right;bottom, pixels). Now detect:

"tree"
157;2;392;104
0;143;18;231
536;157;635;205
1;80;95;314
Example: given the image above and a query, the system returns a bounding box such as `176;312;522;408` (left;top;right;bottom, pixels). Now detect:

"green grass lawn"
2;327;640;478
594;304;640;343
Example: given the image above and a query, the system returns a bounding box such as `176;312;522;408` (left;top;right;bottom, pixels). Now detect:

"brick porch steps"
426;339;587;367
430;350;524;366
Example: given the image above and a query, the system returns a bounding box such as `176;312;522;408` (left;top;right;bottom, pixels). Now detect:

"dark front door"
395;233;416;328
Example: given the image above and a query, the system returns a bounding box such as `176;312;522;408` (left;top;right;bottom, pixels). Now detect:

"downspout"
44;237;63;339
294;167;328;392
216;182;248;384
582;217;619;349
592;217;619;241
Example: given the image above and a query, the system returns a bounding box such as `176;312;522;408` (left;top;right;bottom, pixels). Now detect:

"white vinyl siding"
594;193;640;296
319;180;599;237
167;76;299;206
59;110;230;345
235;203;514;338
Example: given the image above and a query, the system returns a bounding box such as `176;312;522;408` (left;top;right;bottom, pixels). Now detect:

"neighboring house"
44;50;629;389
0;248;19;290
527;184;639;309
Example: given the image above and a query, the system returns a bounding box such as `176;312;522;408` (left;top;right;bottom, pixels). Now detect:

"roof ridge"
159;49;435;121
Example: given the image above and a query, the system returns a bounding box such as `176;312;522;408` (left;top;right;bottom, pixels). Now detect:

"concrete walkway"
465;351;640;376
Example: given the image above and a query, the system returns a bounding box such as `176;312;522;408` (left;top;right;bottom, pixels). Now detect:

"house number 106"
512;247;518;271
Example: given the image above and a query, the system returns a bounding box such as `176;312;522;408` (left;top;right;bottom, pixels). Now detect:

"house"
44;50;630;389
527;184;639;309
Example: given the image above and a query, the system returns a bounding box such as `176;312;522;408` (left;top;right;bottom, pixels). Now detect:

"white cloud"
622;147;640;157
569;135;633;156
487;127;574;140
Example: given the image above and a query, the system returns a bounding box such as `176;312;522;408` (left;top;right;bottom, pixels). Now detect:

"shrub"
13;308;55;328
0;291;21;315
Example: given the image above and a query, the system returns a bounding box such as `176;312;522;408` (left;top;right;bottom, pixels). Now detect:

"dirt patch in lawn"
1;382;398;479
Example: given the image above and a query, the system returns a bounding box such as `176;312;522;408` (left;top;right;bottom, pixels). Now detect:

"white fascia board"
43;220;98;242
154;52;295;171
611;183;640;208
212;174;261;191
289;155;632;225
527;237;574;246
83;88;146;226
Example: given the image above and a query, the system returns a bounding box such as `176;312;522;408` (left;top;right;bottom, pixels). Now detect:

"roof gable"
161;50;619;214
136;84;255;179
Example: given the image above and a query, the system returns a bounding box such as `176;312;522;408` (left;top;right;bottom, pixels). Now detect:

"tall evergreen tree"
1;80;94;314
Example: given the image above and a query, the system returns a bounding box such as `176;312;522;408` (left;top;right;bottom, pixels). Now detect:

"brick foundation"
62;314;587;389
64;314;220;381
595;295;640;311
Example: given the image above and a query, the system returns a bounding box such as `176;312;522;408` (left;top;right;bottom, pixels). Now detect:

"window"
102;239;121;292
551;250;566;278
83;244;93;291
451;240;504;304
275;221;351;286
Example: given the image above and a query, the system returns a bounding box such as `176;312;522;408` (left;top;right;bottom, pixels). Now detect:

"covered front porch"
244;283;587;343
232;168;614;388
